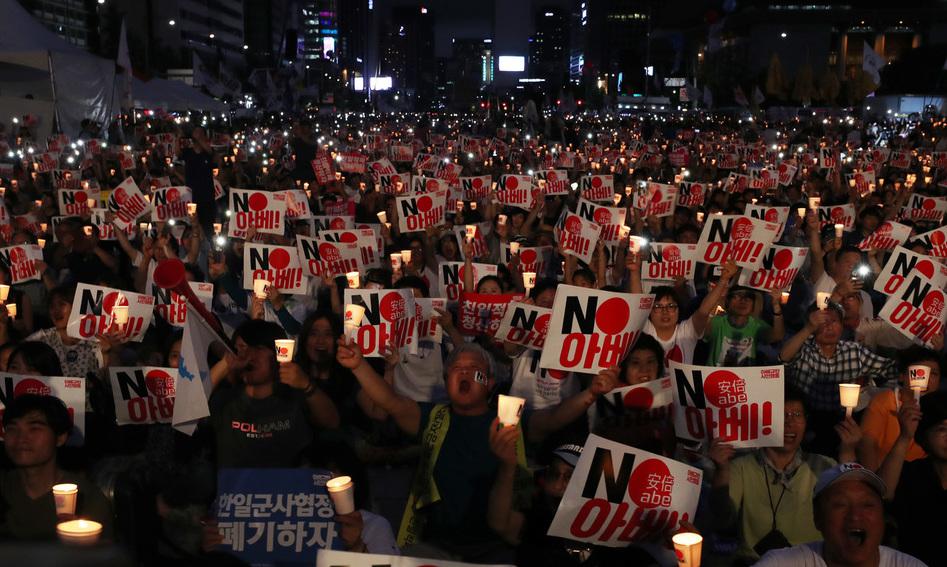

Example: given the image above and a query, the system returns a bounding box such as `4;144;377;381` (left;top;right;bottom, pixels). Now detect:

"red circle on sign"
145;369;174;398
565;216;583;233
663;245;681;262
932;231;947;246
9;247;26;264
831;207;845;220
703;370;747;408
922;291;945;318
329;218;347;229
593;209;611;225
876;222;892;235
339;231;358;243
535;313;550;335
505;176;519;190
651;189;664;204
548;171;559;181
472;177;483;189
520;249;537;264
426;179;438;191
924;199;937;210
591;177;603;188
690;184;702;196
764;209;779;222
167;187;180;202
75;191;88;204
14;378;51;397
628;458;673;508
595;297;630;334
269;248;290;269
417;195;433;212
547;369;568;380
773;249;793;270
113;187;128;204
103;291;129;314
623;387;654;410
918;260;936;279
248;193;268;211
319;243;341;262
380;293;406;320
731;217;754;240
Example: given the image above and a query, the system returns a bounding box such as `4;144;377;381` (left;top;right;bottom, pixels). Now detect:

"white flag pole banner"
875;246;947;296
109;366;177;425
539;285;653;373
316;549;514;567
66;284;155;343
0;373;86;445
342;289;419;357
396;190;447;232
695;214;780;270
439;262;498;302
107;177;153;230
736;245;808;291
878;271;947;348
0;244;44;283
546;434;702;547
669;362;784;448
641;243;699;282
243;243;307;294
494;302;552;350
175;300;230;435
228;188;287;238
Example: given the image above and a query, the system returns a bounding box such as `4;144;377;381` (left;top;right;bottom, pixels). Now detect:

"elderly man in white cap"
756;463;926;566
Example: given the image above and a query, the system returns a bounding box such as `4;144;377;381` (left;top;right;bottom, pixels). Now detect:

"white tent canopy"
0;0;116;139
130;77;228;113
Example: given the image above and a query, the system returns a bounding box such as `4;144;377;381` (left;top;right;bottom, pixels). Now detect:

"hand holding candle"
839;384;860;418
275;339;295;363
672;532;703;567
908;365;931;401
326;476;356;515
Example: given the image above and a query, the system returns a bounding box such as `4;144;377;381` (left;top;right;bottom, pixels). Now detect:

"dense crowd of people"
0;107;945;566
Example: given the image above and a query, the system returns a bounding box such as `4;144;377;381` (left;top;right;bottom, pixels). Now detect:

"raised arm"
527;366;618;443
690;259;738;336
877;398;921;500
487;418;526;544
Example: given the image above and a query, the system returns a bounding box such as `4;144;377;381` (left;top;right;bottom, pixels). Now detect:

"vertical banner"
311;152;335;184
493;302;552;350
641;243;699;283
109;367;176;425
66;284;154;342
0;374;85;445
669;362;784;448
396;190;447;232
546;434;702;547
878;271;946;348
736;245;808;291
229;189;287;238
696;215;780;270
217;468;341;565
875;246;947;296
243;244;306;294
539;285;653;373
343;289;418;357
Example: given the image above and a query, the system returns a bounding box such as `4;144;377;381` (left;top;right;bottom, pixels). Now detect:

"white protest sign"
670;362;784;448
109;366;176;425
641;243;699;282
875;247;947;296
0;244;43;283
57;187;99;217
745;204;789;240
377;172;411;194
275;190;313;220
151;186;193;221
696;215;780;270
902;194;947;223
634;182;677;218
737;245;808;291
415;298;445;346
107;177;152;230
579;174;615;202
67;284;154;343
547;434;701;547
678;182;706;208
535;169;570;196
817;204;856;232
857;221;911;251
343;289;418;357
0;374;85;445
243;243;306;294
297;236;363;278
459;175;492;200
228;189;287;238
576;199;627;243
439;262;498;302
494;302;552;350
878;271;946;348
556;213;603;265
397;190;447;232
540;285;652;373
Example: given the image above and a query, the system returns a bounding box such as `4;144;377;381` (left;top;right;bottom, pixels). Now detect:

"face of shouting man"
445;351;494;415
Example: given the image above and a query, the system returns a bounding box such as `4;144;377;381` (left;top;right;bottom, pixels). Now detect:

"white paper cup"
390;253;403;270
809;197;821;210
498;395;526;427
37;238;46;249
253;279;270;299
817;292;831;310
83;226;93;237
401;249;413;264
112;305;129;326
275;339;295;363
346;271;360;288
839;384;860;417
213;222;223;235
523;271;537;290
187;203;198;215
53;483;78;518
344;304;366;328
908;365;931;394
326;476;356;515
672;532;703;567
465;224;477;241
57;519;102;546
509;242;520;255
797;207;806;219
780;292;790;305
6;304;16;318
0;284;9;302
376;211;387;224
139;222;149;233
696;212;705;223
834;223;844;239
498;214;508;226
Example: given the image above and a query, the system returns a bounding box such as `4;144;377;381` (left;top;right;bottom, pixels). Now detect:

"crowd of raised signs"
0;109;946;566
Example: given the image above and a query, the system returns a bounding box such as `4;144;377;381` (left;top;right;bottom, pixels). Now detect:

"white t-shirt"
816;272;873;320
756;542;926;567
360;509;400;555
393;344;447;403
509;349;579;410
643;317;702;365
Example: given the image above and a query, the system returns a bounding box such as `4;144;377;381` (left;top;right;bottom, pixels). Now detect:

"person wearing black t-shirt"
181;127;216;236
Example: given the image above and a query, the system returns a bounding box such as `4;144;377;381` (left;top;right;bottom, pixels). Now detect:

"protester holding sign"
704;285;785;366
807;213;875;321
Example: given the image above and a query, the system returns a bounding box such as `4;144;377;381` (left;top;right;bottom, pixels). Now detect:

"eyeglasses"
785;411;806;421
653;304;678;311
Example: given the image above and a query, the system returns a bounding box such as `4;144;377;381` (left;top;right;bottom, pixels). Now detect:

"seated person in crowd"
0;395;112;541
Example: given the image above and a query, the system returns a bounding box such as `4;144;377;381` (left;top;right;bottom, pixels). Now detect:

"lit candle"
326;476;356;515
87;198;96;209
497;214;508;226
57;519;103;546
40;222;47;233
37;238;45;249
344;304;366;341
809;196;821;210
213;223;222;235
376;211;387;224
672;532;703;567
390;253;403;270
83;226;93;237
401;249;413;264
523;271;537;291
52;483;78;519
6;304;16;318
839;383;860;418
187;203;198;215
780;291;790;305
509;242;520;255
274;339;295;363
797;207;806;219
908;365;931;401
0;284;9;302
834;223;844;239
465;224;477;242
817;291;831;310
111;305;129;327
253;279;270;299
497;394;526;427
